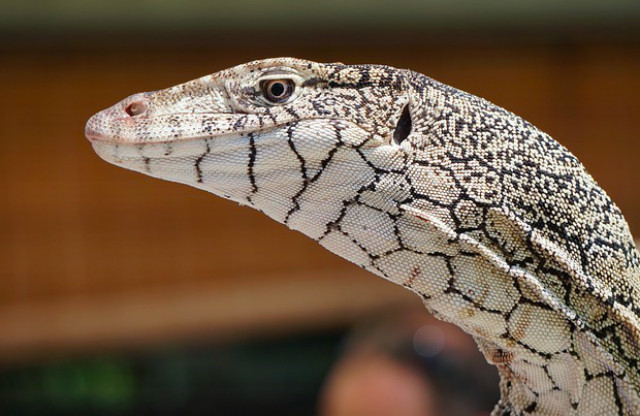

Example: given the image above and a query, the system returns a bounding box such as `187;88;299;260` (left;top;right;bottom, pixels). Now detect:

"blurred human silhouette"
321;351;437;416
319;309;499;416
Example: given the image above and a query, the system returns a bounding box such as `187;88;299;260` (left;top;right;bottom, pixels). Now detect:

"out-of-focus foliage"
0;331;340;416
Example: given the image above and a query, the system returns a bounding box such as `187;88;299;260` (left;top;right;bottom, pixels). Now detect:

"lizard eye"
261;79;294;103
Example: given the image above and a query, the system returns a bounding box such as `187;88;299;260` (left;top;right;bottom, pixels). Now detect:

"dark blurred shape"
1;0;640;43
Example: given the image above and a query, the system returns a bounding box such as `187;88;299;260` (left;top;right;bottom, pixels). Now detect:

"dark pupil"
270;82;285;97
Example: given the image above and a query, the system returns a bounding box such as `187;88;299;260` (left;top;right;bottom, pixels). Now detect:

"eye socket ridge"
260;79;295;103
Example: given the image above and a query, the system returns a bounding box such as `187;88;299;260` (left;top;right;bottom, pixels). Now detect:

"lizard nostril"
125;100;148;117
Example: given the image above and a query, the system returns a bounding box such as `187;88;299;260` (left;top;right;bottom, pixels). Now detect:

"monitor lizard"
86;57;640;415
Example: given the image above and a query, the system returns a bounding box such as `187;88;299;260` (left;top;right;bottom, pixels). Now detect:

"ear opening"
392;104;412;145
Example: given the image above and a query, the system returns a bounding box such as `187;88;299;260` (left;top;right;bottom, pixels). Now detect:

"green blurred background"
0;1;639;415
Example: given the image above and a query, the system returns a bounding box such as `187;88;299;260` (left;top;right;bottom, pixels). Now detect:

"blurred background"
1;1;639;415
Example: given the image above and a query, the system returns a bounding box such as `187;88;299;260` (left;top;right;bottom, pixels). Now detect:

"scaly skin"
86;58;640;415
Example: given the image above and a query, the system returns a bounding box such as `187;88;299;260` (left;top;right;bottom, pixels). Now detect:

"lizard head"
86;58;419;235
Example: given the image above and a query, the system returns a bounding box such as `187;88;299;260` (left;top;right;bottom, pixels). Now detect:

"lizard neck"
302;187;640;414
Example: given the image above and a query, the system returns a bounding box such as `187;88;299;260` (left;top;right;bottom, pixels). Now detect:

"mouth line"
90;131;253;164
86;128;263;146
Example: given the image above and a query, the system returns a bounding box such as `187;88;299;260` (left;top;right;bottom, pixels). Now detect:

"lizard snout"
85;93;150;143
